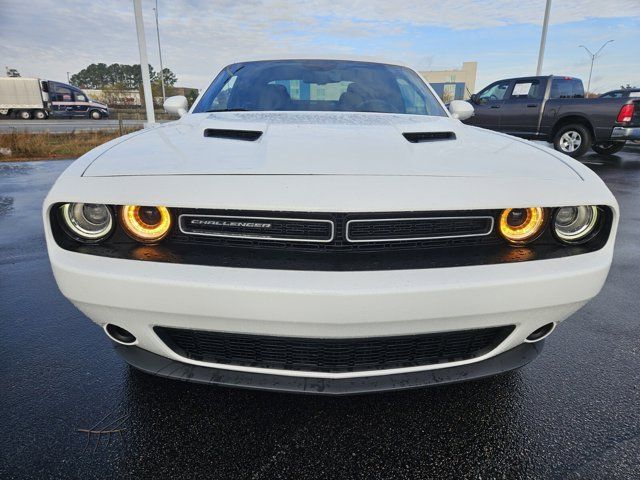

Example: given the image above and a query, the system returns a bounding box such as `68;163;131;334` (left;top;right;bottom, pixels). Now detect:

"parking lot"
1;146;639;479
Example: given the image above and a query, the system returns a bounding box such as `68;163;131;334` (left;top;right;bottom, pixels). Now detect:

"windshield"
194;60;447;117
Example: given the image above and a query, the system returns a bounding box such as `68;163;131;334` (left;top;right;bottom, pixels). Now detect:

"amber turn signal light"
499;207;545;245
120;205;172;244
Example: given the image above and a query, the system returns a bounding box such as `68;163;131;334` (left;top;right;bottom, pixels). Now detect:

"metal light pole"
133;0;155;124
579;40;614;96
536;0;552;76
154;0;166;103
67;71;70;83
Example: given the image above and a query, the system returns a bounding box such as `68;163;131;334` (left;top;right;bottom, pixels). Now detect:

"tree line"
70;63;177;90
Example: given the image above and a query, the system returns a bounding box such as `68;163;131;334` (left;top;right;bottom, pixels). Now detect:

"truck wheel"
90;110;102;120
19;110;32;120
553;124;591;158
591;142;625;155
34;110;47;120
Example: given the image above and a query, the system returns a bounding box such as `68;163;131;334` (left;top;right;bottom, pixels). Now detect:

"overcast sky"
1;0;639;93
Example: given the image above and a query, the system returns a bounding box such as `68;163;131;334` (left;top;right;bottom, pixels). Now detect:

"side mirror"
448;100;475;121
164;95;188;118
469;94;478;104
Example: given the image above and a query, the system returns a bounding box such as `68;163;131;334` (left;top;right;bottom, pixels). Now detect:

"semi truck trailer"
0;77;51;119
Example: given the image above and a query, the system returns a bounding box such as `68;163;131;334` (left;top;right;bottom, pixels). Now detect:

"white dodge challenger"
44;59;618;394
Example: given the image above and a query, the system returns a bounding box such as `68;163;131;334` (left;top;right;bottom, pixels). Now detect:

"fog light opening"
525;322;556;343
104;324;137;345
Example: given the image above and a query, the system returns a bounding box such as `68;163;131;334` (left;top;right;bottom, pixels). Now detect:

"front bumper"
117;341;544;395
48;240;613;384
611;126;640;140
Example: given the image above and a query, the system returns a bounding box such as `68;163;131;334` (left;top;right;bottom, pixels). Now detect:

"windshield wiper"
206;108;251;112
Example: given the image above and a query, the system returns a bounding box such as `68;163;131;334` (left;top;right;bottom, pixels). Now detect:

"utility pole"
154;0;166;103
579;40;614;96
133;0;155;124
536;0;552;76
67;72;70;83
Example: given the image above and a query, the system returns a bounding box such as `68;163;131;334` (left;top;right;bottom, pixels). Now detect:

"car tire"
34;110;47;120
90;110;102;120
591;142;626;155
553;124;591;158
19;110;32;120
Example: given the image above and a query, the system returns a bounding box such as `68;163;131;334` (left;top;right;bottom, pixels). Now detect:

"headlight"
499;207;545;244
553;206;599;243
120;205;172;244
60;203;114;242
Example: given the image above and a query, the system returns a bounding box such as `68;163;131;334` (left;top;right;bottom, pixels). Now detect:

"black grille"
179;215;333;242
154;326;515;373
347;216;492;242
172;209;500;253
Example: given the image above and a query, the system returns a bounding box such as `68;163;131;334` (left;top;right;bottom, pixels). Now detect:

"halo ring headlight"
120;205;172;244
499;207;546;245
553;206;599;243
60;203;113;242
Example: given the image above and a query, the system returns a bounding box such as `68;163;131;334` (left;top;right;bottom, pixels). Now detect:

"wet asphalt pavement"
1;146;639;479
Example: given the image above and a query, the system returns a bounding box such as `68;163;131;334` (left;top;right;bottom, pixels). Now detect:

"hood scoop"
204;128;263;141
403;131;456;143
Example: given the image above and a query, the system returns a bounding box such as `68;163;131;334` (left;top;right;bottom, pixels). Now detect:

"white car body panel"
47;164;611;215
46;241;612;379
82;112;580;180
43;59;619;390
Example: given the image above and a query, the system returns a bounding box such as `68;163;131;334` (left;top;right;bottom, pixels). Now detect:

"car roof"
604;88;640;93
227;55;411;69
485;75;581;83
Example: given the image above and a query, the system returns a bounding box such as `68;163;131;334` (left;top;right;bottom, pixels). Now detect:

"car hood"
82;112;581;180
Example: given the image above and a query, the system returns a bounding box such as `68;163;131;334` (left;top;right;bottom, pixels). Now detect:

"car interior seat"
338;83;368;111
257;84;292;110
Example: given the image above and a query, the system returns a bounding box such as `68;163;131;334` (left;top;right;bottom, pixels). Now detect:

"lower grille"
154;326;515;373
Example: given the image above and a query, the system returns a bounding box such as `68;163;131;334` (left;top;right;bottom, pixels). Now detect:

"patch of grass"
0;128;141;161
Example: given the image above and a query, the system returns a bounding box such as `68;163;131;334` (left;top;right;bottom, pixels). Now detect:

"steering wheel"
489;94;498;101
355;99;400;113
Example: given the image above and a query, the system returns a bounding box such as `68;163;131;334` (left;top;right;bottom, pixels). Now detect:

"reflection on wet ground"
0;160;69;264
0;162;35;175
0;196;14;216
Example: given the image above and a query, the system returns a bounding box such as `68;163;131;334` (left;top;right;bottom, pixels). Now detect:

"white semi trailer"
0;77;51;119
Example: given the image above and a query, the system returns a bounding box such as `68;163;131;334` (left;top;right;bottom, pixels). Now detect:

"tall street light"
153;0;166;104
536;0;552;76
133;0;155;124
579;40;614;96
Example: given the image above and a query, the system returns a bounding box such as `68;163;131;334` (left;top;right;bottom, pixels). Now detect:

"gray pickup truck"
464;75;640;157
